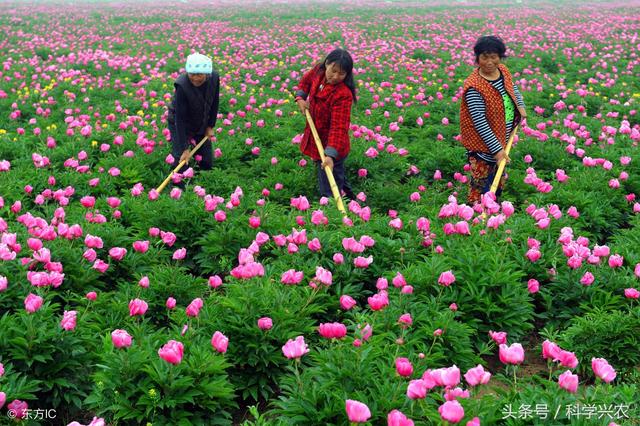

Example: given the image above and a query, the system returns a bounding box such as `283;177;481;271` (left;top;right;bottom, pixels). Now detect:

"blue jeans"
316;156;354;199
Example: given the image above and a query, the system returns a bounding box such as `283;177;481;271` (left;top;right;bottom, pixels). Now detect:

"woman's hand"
297;99;309;114
179;149;191;164
205;126;215;137
518;106;527;119
494;149;510;164
321;155;334;170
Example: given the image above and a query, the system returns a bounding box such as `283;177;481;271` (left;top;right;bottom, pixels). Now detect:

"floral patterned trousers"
467;155;506;204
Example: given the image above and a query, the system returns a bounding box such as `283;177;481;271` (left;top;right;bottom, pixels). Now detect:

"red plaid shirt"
297;65;353;161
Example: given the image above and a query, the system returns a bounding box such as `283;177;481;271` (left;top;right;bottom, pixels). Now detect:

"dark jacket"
168;72;220;152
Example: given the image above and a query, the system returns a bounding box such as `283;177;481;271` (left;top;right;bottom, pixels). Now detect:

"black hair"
319;48;357;103
473;36;507;63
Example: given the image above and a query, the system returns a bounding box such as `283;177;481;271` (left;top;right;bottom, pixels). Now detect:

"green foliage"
559;308;640;382
201;278;328;402
271;299;480;424
1;1;639;424
85;330;236;424
0;303;97;415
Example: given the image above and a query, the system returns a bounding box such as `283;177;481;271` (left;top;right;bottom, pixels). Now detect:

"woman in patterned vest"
459;36;526;204
167;53;220;184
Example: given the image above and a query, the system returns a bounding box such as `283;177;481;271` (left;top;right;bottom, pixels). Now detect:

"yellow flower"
148;388;157;398
92;141;98;147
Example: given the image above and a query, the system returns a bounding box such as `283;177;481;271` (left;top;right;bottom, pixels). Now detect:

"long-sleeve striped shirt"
465;75;524;162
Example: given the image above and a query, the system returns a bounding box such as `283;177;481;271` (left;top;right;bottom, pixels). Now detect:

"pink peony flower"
60;310;77;331
108;247;127;261
24;293;44;313
7;400;28;419
558;370;579;393
166;297;176;309
438;270;456;286
158;340;184;365
398;313;413;327
592;358;616;382
489;330;507;345
580;272;595;286
340;295;357;310
345;399;371;423
257;317;273;330
128;298;148;316
211;331;229;353
499;343;525;365
395;357;413;377
406;379;428;399
464;364;491;386
318;322;347;339
185;298;204;317
354;255;373;268
282;336;309;359
111;329;133;348
132;240;149;253
209;275;223;288
281;269;304;285
438;400;465;423
624;288;640;299
315;266;332;285
387;409;414;426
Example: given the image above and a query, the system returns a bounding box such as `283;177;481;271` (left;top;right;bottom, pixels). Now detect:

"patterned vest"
460;64;519;153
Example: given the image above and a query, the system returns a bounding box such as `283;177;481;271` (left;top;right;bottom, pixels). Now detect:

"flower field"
1;0;640;424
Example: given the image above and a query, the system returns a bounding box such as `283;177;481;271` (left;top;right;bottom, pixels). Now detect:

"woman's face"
188;73;207;87
324;62;347;85
478;52;501;75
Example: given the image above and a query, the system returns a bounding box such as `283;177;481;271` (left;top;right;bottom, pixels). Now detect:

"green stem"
419;399;429;416
591;379;600;403
299;286;319;313
293;359;303;394
425;334;438;359
436;284;443;302
393;328;407;359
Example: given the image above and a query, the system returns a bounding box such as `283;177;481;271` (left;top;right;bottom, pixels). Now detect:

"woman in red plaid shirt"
295;48;357;200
